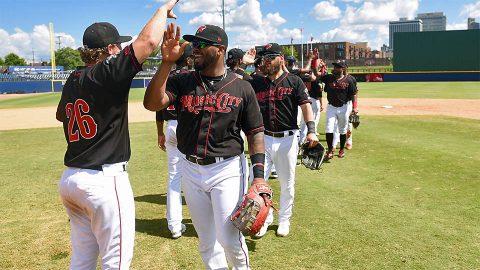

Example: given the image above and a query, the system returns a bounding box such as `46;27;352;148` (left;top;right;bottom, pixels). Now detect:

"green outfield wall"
394;29;480;72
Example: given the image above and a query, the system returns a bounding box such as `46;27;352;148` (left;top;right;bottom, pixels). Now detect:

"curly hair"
78;46;109;65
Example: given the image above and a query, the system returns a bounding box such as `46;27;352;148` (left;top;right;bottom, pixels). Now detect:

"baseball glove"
231;183;273;236
349;113;360;129
301;142;325;170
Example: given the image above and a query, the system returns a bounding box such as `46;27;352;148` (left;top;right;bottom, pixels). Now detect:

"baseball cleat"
254;221;271;238
171;223;186;239
276;223;290;237
325;150;334;160
338;149;345;158
346;143;352;150
269;171;278;179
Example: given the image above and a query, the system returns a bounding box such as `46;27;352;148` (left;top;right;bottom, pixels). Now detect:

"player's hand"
242;48;256;65
352;108;359;115
163;0;180;19
306;133;319;148
158;134;166;151
161;23;189;63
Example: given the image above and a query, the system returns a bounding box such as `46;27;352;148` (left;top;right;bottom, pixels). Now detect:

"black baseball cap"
285;56;296;63
258;43;282;56
83;22;132;49
175;43;193;65
227;48;245;60
183;25;228;48
332;61;347;68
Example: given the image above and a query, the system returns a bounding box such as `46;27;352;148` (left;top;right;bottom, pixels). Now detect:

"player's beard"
264;62;281;76
194;51;217;71
332;69;342;77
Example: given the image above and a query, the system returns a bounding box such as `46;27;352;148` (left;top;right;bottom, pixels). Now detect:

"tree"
0;56;4;65
55;47;83;70
4;53;27;66
282;46;298;60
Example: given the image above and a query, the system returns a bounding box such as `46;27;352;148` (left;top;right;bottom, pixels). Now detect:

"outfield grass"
0;81;479;109
1;115;479;269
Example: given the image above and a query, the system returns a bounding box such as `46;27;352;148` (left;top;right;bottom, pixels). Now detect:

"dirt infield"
0;98;479;130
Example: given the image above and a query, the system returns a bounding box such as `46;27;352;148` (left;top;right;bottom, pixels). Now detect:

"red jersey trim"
244;126;265;136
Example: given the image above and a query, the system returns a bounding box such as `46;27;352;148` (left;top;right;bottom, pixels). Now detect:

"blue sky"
1;0;479;62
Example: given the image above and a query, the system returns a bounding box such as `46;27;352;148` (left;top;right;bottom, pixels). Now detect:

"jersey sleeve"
292;75;311;105
85;44;142;91
156;110;164;122
240;82;264;136
347;76;358;97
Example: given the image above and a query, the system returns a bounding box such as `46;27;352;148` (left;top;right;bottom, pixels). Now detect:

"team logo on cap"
217;37;222;43
265;43;272;49
197;25;207;33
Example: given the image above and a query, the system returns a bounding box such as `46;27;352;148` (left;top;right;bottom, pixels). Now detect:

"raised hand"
164;0;180;19
161;23;189;63
242;47;256;65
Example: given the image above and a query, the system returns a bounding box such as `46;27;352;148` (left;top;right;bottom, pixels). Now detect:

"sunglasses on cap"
262;53;281;60
192;40;222;49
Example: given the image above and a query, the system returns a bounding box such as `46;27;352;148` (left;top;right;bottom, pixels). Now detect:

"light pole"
222;0;225;30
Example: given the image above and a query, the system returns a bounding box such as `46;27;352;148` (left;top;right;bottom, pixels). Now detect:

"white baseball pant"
332;101;353;147
182;155;250;270
58;162;135;270
325;103;350;135
263;130;300;227
299;97;321;144
164;120;184;234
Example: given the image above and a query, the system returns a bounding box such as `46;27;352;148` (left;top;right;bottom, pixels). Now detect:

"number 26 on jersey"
65;99;98;142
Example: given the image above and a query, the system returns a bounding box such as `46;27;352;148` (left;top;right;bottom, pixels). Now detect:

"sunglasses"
262;53;281;60
192;40;222;49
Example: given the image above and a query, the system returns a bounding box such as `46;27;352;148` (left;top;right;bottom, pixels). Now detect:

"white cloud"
447;23;467;30
319;0;419;49
460;1;480;18
0;25;76;62
310;1;342;21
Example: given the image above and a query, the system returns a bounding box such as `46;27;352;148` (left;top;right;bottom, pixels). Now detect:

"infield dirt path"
0;98;479;131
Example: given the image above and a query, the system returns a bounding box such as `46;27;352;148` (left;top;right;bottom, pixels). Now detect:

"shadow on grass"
245;224;279;252
134;193;187;206
135;218;197;239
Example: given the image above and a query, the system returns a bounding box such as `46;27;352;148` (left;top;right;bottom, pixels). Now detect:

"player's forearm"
300;103;315;122
144;61;174;111
247;131;265;155
132;6;170;64
156;120;165;135
247;132;266;183
351;94;358;110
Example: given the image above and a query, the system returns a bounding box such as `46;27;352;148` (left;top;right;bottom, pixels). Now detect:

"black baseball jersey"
57;44;142;169
249;72;311;132
155;68;193;122
322;74;358;107
165;71;264;158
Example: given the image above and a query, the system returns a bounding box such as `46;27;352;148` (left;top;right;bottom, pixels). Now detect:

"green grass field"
1;83;480;269
1;115;479;269
1;81;479;109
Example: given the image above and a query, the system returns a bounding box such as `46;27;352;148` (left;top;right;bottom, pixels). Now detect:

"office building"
416;12;446;31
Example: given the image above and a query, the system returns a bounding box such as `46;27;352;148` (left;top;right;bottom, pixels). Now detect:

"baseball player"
144;23;266;270
226;48;252;80
321;61;358;160
248;43;319;237
55;1;179;269
156;42;193;239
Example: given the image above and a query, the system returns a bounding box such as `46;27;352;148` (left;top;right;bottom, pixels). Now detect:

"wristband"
306;121;316;134
250;153;265;179
352;100;357;109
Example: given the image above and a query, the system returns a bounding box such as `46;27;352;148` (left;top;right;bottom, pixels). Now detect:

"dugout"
393;30;480;72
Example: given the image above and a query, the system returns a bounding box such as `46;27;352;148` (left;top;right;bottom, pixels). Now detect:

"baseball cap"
332;60;347;68
83;22;132;49
285;56;296;63
227;48;245;60
175;43;193;65
183;25;228;48
258;43;282;56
